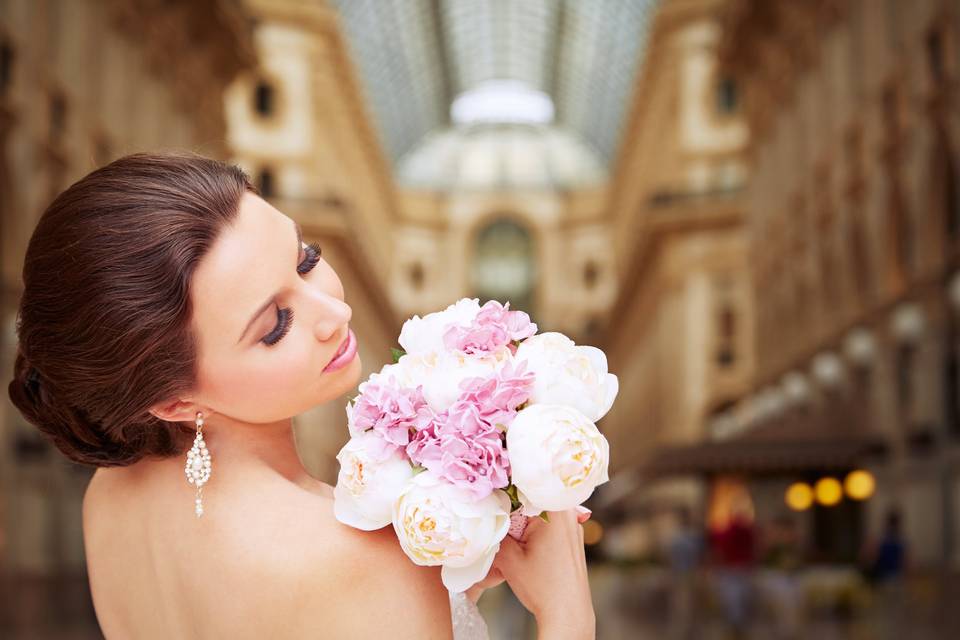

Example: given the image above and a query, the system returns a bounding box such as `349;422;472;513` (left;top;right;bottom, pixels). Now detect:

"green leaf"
538;511;550;523
411;464;428;475
390;347;406;363
503;484;521;511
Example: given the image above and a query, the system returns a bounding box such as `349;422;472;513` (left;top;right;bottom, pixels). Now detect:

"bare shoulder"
213;484;452;639
82;465;451;638
291;520;453;639
82;466;131;535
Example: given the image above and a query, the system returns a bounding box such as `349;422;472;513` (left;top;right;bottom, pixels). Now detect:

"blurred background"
1;0;959;638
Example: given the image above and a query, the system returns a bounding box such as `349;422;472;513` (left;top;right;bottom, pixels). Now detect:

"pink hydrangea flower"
349;376;437;460
405;361;535;500
457;359;535;429
407;405;509;501
443;300;538;356
439;425;508;500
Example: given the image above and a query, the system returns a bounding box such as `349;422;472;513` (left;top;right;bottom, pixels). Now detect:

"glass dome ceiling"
330;0;660;191
397;122;606;192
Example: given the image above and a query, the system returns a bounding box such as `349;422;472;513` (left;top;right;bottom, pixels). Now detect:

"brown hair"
7;151;258;467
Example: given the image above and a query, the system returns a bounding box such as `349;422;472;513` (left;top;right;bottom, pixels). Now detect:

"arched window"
583;260;599;290
408;261;425;290
471;217;536;317
0;40;13;97
926;28;946;83
716;76;738;115
253;80;276;118
257;168;275;199
49;91;67;140
716;304;737;368
935;140;959;243
882;86;913;278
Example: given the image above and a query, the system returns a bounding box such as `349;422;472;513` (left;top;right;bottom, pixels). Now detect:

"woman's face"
186;192;362;424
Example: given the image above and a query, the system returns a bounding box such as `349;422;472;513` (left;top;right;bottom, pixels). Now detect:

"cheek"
204;338;318;421
260;333;317;390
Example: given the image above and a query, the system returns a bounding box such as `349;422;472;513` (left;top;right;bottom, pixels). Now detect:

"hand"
483;506;595;631
464;565;505;604
465;507;591;605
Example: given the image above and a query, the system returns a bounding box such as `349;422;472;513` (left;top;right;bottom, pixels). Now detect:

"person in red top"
715;513;756;566
710;511;757;637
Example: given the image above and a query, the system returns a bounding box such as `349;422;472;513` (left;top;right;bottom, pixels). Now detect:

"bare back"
82;457;453;639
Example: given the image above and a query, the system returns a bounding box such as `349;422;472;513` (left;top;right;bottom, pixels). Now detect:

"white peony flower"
395;349;512;413
334;431;416;530
506;404;610;511
392;471;512;593
515;332;619;422
398;298;482;356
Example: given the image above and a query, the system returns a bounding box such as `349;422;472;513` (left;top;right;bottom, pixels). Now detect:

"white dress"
449;590;490;640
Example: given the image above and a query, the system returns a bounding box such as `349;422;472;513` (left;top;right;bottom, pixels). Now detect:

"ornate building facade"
593;0;753;544
0;0;255;627
718;0;960;567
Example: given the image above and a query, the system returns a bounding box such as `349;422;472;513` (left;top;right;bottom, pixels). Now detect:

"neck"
197;413;314;488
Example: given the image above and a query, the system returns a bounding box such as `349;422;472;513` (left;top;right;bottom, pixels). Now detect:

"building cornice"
243;0;402;225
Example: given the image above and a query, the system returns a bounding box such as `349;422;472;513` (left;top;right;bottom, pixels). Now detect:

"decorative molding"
103;0;257;156
242;0;402;224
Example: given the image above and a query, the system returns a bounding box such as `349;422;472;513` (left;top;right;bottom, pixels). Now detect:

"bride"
7;152;596;639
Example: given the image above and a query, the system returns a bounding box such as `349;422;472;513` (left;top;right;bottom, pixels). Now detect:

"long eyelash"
262;307;294;346
297;242;322;275
262;242;321;347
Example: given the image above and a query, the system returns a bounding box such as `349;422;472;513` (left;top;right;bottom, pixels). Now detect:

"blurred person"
666;506;704;640
759;515;803;639
862;509;909;640
7;152;596;640
710;503;756;639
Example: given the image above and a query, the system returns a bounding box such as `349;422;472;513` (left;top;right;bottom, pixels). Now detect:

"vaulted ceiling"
330;0;659;189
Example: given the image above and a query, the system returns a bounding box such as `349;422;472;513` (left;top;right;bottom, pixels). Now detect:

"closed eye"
261;242;322;346
297;241;322;275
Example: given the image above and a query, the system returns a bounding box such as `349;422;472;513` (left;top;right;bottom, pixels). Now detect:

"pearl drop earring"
184;411;212;517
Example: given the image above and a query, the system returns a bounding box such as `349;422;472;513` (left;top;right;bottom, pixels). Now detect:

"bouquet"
332;298;618;592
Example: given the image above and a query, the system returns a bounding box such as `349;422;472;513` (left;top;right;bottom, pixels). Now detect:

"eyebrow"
236;218;303;345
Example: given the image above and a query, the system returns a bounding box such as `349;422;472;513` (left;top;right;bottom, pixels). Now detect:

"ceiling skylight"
450;79;555;125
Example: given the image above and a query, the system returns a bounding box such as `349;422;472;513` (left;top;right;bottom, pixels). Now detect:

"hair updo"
7;151;258;467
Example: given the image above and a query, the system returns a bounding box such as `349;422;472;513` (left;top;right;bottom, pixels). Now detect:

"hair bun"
23;365;42;403
8;151;253;467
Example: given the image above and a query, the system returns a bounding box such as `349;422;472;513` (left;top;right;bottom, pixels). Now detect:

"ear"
148;398;209;424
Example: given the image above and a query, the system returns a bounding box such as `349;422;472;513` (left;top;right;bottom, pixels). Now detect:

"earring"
185;411;212;518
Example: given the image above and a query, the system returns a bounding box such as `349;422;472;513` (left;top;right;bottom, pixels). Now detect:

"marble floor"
2;564;957;639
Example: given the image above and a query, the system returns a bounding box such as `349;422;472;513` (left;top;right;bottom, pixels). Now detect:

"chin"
343;354;363;387
323;354;363;399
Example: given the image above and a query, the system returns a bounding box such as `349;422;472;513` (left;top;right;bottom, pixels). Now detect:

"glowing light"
844;470;876;501
815;477;843;507
582;520;604;546
785;482;814;511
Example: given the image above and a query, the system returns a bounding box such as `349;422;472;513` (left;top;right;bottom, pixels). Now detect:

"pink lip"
323;329;357;373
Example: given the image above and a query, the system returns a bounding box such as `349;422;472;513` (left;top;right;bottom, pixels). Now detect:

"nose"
305;287;352;343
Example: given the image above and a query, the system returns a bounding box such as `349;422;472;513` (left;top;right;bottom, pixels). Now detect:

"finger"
494;537;525;579
475;567;504;590
519;515;543;543
496;534;525;566
482;568;505;589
